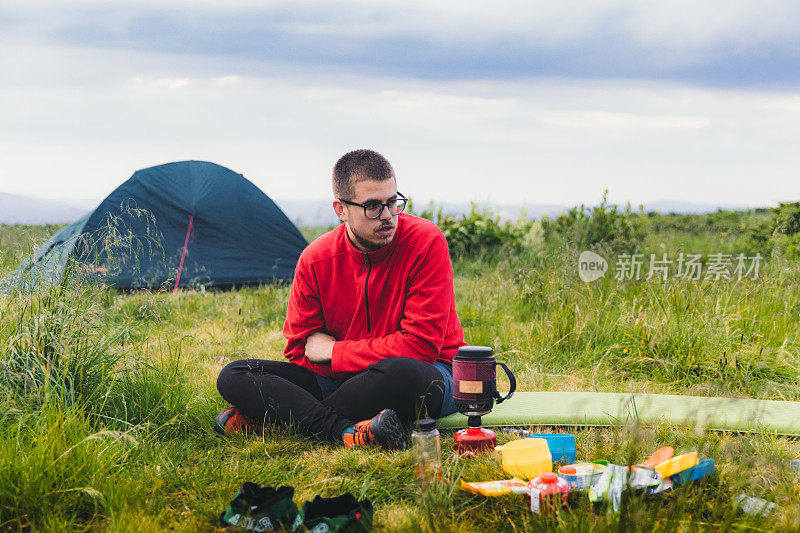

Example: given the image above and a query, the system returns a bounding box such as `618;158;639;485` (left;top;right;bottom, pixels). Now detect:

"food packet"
460;479;528;497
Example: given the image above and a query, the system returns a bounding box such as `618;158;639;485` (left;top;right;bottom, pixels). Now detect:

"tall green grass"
0;224;63;273
0;253;214;528
0;405;138;530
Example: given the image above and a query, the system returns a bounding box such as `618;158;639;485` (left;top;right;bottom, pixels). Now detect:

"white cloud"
0;42;798;209
617;0;800;48
4;1;800;69
539;111;710;130
131;76;191;90
1;3;799;210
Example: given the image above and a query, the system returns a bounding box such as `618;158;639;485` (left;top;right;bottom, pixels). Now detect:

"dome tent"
10;161;308;290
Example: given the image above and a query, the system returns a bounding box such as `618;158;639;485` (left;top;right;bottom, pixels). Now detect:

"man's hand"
305;331;336;364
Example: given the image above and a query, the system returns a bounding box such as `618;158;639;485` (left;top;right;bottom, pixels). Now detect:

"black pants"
216;357;447;441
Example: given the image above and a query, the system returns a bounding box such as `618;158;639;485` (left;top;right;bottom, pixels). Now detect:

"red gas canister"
453;426;496;455
525;472;571;514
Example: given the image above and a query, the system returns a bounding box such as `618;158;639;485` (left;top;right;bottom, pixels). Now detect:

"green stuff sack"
301;493;373;532
220;482;303;532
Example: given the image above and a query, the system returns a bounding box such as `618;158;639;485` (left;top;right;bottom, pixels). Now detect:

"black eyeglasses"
339;192;407;219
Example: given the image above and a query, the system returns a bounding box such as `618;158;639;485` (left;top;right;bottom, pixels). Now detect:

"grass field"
2;207;800;532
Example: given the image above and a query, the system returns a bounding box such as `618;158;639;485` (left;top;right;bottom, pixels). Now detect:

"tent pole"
173;215;194;293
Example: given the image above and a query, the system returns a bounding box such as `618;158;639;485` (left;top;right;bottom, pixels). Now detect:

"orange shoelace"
342;420;374;448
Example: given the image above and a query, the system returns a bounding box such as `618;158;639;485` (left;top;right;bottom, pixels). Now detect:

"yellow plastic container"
654;451;699;478
495;438;552;480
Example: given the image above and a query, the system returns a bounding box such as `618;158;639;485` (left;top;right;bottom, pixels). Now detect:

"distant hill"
0;193;90;225
643;200;754;215
273;200;341;228
0;191;763;227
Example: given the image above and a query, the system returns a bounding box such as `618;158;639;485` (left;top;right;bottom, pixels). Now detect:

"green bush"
773;201;800;236
770;202;800;258
542;190;644;253
415;202;537;259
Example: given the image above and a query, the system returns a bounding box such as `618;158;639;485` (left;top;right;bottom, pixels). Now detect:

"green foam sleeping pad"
436;391;800;436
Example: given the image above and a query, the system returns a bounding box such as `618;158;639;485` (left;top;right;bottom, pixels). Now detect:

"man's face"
334;178;399;252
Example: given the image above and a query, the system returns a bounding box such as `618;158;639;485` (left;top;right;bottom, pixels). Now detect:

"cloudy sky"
1;0;799;208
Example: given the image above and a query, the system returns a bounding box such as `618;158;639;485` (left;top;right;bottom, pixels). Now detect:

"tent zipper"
363;252;372;333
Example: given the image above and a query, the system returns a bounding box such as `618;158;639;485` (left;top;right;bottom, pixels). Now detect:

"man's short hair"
333;149;395;199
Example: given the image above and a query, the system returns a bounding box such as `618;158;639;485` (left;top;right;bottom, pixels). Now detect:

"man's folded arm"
282;266;332;373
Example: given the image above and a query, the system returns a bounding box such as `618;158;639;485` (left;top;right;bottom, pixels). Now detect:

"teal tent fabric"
8;161;308;290
437;391;800;436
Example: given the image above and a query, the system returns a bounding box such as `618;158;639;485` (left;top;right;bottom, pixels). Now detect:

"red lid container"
525;472;571;514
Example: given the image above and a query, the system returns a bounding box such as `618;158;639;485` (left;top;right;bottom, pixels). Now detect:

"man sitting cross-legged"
215;149;465;449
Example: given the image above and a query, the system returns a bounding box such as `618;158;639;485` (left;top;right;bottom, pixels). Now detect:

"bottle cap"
540;472;557;483
454;345;494;361
416;418;436;431
560;466;576;475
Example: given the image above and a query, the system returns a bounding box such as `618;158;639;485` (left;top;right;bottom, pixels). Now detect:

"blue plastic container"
671;459;716;484
526;434;576;464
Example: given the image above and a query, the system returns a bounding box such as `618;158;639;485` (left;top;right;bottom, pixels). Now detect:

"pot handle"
493;361;516;404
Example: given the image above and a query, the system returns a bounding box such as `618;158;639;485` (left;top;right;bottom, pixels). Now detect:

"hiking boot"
343;409;408;450
214;407;260;436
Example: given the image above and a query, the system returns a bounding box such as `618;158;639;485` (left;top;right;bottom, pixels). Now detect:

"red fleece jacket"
283;213;465;377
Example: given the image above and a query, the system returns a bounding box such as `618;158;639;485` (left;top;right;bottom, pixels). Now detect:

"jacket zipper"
362;252;372;333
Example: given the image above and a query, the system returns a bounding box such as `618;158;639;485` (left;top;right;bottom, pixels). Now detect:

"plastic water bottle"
412;419;442;485
736;494;777;517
